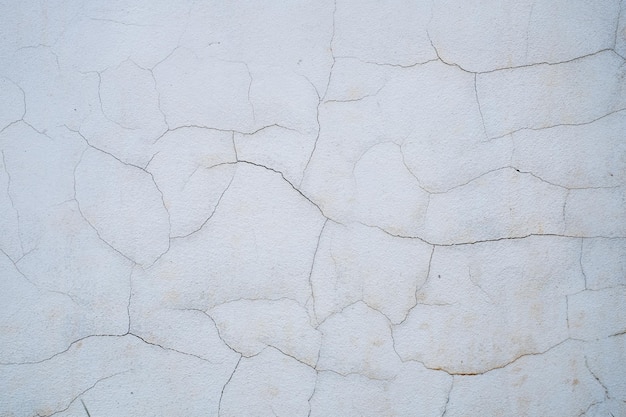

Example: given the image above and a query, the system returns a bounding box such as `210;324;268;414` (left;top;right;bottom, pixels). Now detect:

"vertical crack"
323;0;337;101
218;356;242;417
615;0;623;50
441;376;454;417
301;78;322;187
562;189;570;234
565;294;572;337
231;132;239;161
243;62;256;123
148;66;169;129
309;219;328;325
474;73;489;140
306;368;319;417
524;2;535;61
301;1;336;186
394;242;436;326
142;168;171;267
1;150;24;256
71;148;135;265
579;238;588;289
80;399;91;417
126;268;133;334
0;77;27;134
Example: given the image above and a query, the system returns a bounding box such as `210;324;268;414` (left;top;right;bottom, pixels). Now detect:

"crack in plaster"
2;3;624;415
487;106;626;142
0;77;27;135
334;55;440;69
1;248;78;305
309;219;329;324
218;356;242;417
170;171;236;240
418;338;572;377
441;378;453;417
365;223;626;247
301;0;336;185
67;126;171;268
473;73;489;140
615;1;624;50
42;372;128;417
0;333;217;367
428;34;622;75
1;150;24;256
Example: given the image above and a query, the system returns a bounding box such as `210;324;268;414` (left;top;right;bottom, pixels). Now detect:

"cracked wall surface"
1;1;625;416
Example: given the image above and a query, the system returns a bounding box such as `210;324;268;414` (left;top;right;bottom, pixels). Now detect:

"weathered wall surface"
1;1;625;416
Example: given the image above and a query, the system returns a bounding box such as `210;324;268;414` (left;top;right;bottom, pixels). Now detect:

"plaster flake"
1;2;624;416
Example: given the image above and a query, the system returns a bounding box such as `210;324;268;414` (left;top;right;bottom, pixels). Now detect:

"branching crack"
1;248;77;305
67;125;171;267
0;77;27;135
0;332;219;367
428;32;621;76
301;1;336;186
71;148;136;265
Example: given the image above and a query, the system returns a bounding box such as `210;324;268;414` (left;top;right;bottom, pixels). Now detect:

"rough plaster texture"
1;1;625;416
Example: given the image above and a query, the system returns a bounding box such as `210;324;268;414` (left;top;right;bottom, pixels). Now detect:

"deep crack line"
236;159;330;220
420;338;571;376
80;399;91;417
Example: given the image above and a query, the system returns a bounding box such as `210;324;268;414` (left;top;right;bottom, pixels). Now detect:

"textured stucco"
1;1;625;416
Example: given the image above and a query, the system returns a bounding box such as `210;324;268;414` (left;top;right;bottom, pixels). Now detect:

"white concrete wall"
1;1;625;416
